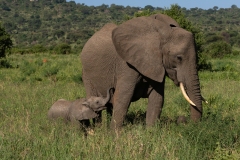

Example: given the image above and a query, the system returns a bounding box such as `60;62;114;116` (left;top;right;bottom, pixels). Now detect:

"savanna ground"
0;53;240;159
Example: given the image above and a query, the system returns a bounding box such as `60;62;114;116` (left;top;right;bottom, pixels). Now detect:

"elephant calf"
47;89;111;124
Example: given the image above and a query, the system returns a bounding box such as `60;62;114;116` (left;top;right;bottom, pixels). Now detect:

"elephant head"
49;89;112;123
69;89;111;122
112;15;202;121
82;88;112;111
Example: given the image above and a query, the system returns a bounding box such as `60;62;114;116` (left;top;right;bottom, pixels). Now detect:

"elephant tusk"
202;96;208;104
180;83;196;106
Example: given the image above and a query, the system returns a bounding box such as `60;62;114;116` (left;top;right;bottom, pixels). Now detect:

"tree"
144;5;155;12
213;6;218;10
231;5;238;9
0;23;13;58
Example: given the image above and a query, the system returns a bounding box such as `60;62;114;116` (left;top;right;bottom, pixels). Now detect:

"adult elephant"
80;14;203;129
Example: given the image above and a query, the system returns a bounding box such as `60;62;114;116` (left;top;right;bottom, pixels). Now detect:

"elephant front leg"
146;80;165;126
110;86;135;130
110;74;141;130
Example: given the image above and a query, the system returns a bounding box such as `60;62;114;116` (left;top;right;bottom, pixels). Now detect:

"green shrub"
41;64;59;77
205;41;232;58
0;58;12;68
54;43;71;54
134;9;157;17
19;60;37;76
212;61;235;72
11;47;31;54
0;23;13;58
11;45;48;54
31;44;47;53
197;53;212;71
72;73;82;84
232;50;240;56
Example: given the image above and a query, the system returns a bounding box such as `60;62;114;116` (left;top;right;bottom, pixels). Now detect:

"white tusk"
180;83;196;106
202;96;208;104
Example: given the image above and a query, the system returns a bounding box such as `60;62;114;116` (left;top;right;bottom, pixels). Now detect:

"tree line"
0;0;240;69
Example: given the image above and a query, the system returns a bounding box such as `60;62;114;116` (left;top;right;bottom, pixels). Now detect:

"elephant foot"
176;116;187;124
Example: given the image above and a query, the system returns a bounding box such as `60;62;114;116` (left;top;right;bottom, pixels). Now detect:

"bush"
211;61;236;72
21;60;38;76
32;44;47;53
231;50;240;56
54;43;71;54
0;23;13;58
0;58;12;68
11;45;47;54
197;53;212;71
204;41;232;58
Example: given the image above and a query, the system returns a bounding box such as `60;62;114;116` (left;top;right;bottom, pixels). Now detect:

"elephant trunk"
103;88;112;104
184;71;203;122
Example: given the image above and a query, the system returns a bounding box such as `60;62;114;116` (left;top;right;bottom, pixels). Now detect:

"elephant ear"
75;105;98;120
112;16;169;82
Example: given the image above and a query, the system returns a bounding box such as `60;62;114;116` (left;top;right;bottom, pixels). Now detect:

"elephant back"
80;23;118;98
149;14;180;27
48;99;72;120
81;23;117;57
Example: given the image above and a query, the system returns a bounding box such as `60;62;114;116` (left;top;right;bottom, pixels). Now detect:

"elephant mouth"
94;106;107;112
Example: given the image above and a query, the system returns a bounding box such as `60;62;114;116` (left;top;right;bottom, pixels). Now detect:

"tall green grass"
0;53;239;159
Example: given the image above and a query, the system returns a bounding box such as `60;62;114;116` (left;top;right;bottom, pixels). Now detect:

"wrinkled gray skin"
81;13;203;129
48;99;72;120
47;89;111;122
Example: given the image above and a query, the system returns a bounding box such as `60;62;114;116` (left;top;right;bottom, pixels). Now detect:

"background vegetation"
0;0;240;56
0;53;240;159
0;0;240;159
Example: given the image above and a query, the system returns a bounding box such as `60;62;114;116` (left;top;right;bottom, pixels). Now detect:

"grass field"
0;53;240;159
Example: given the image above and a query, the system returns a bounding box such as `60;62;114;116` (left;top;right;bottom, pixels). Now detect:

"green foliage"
10;45;47;54
0;53;240;159
1;1;240;72
212;61;235;72
212;142;239;160
197;53;212;71
11;53;82;83
205;41;232;58
1;0;240;57
0;58;12;68
134;9;157;17
32;44;47;53
20;60;37;77
232;50;240;56
0;23;13;58
41;63;59;77
53;30;65;39
54;43;71;54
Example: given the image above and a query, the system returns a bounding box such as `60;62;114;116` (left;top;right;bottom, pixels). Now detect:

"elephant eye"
96;101;99;104
176;55;182;61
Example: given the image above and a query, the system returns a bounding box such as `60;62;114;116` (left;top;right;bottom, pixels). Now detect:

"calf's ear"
75;106;98;120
